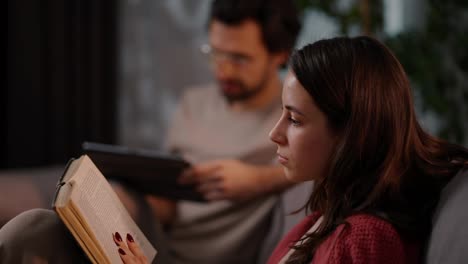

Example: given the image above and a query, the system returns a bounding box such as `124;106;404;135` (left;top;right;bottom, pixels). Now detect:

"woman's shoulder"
340;213;413;250
315;213;419;264
266;212;322;264
282;211;322;242
344;213;399;235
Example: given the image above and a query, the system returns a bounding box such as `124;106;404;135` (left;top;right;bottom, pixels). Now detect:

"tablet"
82;141;205;202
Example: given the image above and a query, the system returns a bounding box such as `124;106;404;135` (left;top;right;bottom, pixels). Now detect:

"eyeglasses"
200;44;251;68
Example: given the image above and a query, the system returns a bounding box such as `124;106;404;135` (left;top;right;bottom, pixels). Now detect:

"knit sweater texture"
267;212;420;264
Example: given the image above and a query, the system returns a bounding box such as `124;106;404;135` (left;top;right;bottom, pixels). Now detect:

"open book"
53;155;157;264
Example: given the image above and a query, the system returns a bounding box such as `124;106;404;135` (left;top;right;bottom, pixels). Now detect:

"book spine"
51;157;75;207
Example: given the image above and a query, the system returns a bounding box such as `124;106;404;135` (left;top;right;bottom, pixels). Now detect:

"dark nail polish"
115;241;120;246
118;248;126;255
115;232;123;242
127;233;134;242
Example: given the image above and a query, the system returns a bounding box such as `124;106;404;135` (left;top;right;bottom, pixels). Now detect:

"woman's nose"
269;121;286;145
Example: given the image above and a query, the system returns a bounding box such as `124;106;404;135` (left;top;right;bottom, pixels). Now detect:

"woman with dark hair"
112;36;467;263
266;36;468;263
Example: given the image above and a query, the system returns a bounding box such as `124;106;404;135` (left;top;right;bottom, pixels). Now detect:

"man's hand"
178;159;287;202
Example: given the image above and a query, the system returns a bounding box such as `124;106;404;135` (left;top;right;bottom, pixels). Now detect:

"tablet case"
82;142;205;202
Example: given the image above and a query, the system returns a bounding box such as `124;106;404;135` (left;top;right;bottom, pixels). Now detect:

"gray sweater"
166;84;282;264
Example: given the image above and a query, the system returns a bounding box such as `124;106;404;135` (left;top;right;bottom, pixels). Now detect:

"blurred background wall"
5;0;468;168
118;0;213;149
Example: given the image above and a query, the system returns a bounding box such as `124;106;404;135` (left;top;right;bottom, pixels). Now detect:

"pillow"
425;169;468;264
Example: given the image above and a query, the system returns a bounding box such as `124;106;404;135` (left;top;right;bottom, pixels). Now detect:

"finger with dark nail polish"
118;248;126;255
115;232;123;242
127;233;134;242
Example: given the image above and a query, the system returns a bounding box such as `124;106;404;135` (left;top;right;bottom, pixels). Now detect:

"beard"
218;72;269;104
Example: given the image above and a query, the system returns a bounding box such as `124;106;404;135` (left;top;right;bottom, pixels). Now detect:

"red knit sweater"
267;213;420;264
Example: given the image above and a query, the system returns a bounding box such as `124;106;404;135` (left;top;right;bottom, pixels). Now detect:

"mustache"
219;79;244;87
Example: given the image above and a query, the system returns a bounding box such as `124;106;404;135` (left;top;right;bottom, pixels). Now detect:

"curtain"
5;0;118;167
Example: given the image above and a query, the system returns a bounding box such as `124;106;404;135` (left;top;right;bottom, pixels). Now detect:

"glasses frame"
200;44;252;69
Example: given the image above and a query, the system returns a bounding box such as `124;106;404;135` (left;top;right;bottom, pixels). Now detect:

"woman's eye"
288;117;300;126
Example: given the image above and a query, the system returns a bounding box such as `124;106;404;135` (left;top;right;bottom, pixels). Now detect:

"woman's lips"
277;153;289;165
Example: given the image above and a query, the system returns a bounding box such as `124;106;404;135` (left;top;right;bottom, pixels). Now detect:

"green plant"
298;0;468;145
384;0;468;144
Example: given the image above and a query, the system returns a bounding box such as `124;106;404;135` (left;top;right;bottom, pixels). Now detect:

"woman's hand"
113;232;149;264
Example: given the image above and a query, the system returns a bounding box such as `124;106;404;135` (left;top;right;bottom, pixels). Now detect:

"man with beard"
147;1;302;263
0;1;301;264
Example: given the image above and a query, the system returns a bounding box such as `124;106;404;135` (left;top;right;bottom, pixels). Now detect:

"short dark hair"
209;0;302;54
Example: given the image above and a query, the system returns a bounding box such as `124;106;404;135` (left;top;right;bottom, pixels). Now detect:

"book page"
69;156;157;263
56;205;101;263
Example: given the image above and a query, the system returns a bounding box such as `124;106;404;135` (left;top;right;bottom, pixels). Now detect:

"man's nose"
213;60;236;80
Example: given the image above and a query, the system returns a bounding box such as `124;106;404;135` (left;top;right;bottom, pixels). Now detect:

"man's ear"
272;51;290;68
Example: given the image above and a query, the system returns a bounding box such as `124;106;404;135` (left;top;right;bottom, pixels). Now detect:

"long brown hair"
286;36;468;263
